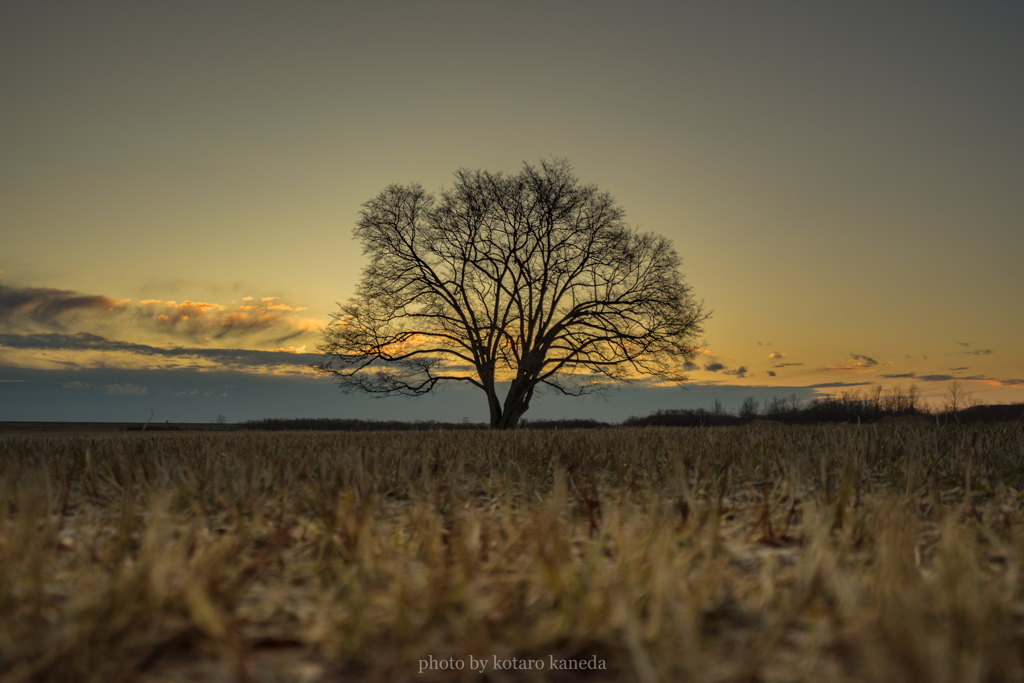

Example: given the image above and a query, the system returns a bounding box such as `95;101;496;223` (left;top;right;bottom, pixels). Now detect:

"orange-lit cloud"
1;280;321;357
824;353;881;373
824;364;875;373
136;298;317;344
768;352;785;359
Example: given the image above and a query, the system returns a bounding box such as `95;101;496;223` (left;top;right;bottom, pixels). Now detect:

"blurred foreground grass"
2;424;1024;682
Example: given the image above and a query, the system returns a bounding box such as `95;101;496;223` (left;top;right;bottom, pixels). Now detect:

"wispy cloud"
0;332;319;372
723;366;748;378
878;370;1024;387
954;342;993;356
824;364;874;373
768;352;786;359
0;283;126;329
136;299;316;344
824;354;880;373
959;375;1024;386
104;383;148;395
772;362;804;368
702;360;747;378
0;281;317;347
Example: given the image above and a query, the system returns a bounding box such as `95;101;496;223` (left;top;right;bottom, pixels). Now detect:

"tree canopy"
314;159;708;429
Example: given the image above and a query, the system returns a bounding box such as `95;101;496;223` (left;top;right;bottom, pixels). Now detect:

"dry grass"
2;424;1024;682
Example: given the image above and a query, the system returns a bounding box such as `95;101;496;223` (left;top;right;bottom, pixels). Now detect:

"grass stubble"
1;424;1024;682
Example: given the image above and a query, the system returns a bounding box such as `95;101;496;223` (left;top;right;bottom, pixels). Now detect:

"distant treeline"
242;418;473;431
242;417;613;431
939;403;1024;424
242;388;1023;431
625;388;1024;427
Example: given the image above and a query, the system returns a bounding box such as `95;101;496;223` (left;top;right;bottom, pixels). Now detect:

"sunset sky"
2;2;1022;423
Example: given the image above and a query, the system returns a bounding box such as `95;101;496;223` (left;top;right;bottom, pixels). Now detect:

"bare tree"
945;380;977;416
868;384;883;415
314;159;708;429
883;384;905;413
739;397;759;422
906;384;920;414
764;395;788;420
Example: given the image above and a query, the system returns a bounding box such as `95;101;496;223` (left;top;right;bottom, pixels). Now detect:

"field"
2;424;1024;682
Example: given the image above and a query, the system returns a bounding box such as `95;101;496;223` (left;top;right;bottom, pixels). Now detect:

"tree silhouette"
945;380;977;416
739;397;759;422
314;159;708;429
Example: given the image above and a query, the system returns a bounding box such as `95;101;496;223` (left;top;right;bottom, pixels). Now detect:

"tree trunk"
490;377;536;430
485;384;502;428
480;366;506;429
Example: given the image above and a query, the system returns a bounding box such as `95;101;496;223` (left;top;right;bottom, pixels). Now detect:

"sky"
2;1;1022;424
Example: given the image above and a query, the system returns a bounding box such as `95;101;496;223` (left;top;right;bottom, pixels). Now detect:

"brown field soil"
2;425;1024;682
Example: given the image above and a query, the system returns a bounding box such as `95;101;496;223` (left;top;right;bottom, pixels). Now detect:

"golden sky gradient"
2;2;1022;421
